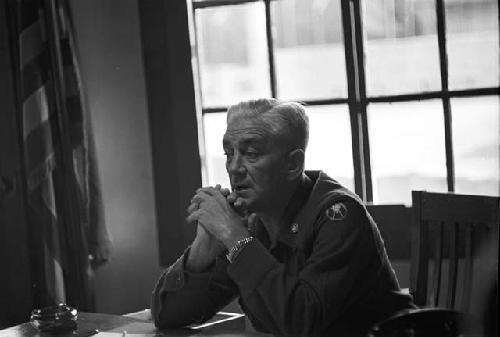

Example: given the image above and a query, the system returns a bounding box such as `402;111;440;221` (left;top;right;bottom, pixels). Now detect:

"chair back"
410;191;499;312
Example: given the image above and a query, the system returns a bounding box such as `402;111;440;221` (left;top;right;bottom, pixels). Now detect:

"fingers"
248;213;258;227
195;184;225;194
227;191;246;211
194;187;229;207
188;192;206;215
188;185;240;218
189;186;219;214
198;186;222;197
186;208;201;224
187;202;199;214
192;186;231;205
233;198;246;209
220;187;231;197
213;184;232;198
187;210;217;240
227;191;238;203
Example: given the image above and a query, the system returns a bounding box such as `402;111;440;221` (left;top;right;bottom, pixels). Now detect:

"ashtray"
30;303;78;333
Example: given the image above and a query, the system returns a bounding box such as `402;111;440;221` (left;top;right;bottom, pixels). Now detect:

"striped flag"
12;0;67;307
7;0;110;310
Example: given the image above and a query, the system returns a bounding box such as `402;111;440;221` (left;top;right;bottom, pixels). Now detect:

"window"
368;100;447;204
190;0;499;204
363;0;441;95
194;2;271;107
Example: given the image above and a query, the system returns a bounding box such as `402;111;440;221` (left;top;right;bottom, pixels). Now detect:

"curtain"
6;0;111;311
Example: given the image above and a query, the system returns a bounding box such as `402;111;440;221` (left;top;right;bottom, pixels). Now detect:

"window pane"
195;3;271;107
368;100;447;204
363;0;441;96
272;0;347;100
202;113;230;187
452;96;499;196
305;105;354;191
445;0;499;90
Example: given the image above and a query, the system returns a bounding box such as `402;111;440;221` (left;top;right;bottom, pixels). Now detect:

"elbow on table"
152;306;191;330
150;295;192;330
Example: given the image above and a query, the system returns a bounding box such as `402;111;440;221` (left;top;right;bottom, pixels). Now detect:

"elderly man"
151;99;415;336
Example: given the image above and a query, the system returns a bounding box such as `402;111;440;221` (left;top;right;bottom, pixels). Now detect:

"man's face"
223;114;287;213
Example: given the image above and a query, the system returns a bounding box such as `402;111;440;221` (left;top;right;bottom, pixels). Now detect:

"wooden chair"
409;191;499;314
369;191;499;337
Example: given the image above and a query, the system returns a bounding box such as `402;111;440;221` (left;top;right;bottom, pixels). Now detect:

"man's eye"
245;150;258;159
224;151;233;158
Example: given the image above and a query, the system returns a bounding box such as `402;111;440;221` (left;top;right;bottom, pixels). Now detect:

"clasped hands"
187;184;251;252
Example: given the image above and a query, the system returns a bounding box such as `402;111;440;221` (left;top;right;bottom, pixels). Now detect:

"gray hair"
226;98;309;151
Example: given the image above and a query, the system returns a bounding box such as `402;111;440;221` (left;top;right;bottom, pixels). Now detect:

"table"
0;312;270;337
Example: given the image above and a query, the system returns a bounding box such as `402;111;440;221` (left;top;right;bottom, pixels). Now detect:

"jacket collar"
252;173;312;249
251;171;348;250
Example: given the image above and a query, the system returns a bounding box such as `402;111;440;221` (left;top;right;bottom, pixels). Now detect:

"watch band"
226;236;254;263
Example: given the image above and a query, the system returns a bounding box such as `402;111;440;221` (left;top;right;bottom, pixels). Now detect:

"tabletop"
0;312;270;337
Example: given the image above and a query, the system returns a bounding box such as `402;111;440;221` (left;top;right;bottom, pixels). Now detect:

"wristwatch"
226;236;254;263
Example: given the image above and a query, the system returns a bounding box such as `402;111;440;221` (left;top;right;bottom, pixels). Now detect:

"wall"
367;204;412;289
137;0;202;268
69;0;160;314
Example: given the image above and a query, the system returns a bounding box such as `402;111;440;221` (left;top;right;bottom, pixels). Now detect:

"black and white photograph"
0;0;498;336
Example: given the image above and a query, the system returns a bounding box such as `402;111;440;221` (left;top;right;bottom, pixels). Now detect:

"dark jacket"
151;171;415;336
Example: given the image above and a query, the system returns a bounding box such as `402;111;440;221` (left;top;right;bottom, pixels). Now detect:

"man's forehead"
224;115;275;141
223;127;270;145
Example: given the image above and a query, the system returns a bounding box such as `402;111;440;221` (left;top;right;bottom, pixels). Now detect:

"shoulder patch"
325;202;348;221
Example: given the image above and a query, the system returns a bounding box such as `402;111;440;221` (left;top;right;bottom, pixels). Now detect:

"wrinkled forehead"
224;113;276;141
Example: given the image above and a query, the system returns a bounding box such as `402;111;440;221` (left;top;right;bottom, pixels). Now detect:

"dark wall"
367;204;412;288
69;0;160;314
138;0;202;267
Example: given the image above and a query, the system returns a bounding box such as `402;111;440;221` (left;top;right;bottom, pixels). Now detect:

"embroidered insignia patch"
325;202;348;221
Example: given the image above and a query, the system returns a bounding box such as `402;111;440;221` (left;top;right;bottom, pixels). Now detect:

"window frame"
190;0;500;202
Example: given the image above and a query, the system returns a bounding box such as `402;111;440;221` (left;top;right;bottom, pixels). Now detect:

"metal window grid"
191;0;500;202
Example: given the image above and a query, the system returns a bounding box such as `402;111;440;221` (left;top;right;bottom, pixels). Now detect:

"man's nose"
227;153;245;175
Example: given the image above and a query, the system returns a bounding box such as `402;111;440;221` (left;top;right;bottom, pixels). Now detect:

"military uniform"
151;171;415;336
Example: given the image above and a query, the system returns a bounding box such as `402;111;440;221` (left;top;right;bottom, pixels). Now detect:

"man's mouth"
233;184;249;193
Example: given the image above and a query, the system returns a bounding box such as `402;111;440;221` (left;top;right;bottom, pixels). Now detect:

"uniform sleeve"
227;200;382;337
150;248;238;329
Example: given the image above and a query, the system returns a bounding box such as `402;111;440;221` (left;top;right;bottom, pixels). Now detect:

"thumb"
248;213;258;228
186;210;201;224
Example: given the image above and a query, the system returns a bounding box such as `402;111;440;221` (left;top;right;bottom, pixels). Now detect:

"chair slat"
446;222;459;308
430;221;443;307
410;191;429;306
461;223;473;312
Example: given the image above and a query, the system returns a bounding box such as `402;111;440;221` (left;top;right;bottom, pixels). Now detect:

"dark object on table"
30;304;78;333
368;308;473;337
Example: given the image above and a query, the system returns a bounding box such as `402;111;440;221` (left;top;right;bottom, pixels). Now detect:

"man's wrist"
186;238;217;272
226;236;254;263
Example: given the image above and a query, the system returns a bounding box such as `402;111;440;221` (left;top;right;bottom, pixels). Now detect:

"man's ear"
285;148;305;181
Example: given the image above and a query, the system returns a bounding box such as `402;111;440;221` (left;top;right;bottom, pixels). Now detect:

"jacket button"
175;273;182;284
290;223;299;233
